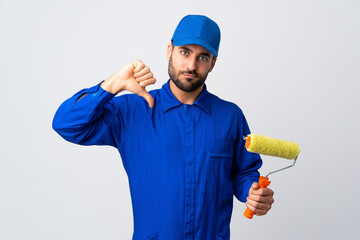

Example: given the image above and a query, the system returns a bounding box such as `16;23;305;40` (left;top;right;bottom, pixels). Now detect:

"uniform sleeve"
52;81;128;148
232;110;263;203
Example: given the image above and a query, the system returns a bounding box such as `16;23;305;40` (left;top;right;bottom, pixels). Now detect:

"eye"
199;56;208;61
181;50;189;55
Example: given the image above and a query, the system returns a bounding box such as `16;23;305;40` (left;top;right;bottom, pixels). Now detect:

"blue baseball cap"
171;15;221;57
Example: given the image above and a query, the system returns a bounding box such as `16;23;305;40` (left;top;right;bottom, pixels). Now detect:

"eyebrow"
179;46;211;58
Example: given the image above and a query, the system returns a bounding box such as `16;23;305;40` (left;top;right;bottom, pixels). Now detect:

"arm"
52;60;156;147
231;109;274;216
75;60;156;103
52;83;120;147
231;109;262;202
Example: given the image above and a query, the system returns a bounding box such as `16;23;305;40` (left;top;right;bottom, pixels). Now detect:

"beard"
168;55;210;92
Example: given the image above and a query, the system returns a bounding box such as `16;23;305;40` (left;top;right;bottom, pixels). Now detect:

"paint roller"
243;134;300;219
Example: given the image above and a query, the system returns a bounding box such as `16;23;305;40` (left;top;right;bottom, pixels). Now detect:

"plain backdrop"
1;0;359;239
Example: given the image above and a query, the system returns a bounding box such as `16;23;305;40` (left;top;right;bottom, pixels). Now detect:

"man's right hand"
101;60;156;108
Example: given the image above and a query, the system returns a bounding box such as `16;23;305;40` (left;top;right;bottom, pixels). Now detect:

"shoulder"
208;92;244;117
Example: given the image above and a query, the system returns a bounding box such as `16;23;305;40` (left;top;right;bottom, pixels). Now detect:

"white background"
1;0;359;239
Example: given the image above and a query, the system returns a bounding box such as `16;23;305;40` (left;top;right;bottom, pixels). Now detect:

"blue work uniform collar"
160;79;211;114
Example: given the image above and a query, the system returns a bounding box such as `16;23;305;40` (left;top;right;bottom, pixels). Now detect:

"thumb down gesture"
101;60;156;108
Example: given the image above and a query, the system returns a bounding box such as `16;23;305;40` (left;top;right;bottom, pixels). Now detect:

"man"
53;15;274;240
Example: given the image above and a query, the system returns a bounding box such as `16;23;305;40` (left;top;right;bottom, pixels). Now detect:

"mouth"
182;73;196;79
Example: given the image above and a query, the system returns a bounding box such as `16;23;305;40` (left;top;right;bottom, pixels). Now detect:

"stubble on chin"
168;57;207;93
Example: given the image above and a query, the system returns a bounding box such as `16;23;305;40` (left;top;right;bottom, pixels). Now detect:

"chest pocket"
207;140;234;199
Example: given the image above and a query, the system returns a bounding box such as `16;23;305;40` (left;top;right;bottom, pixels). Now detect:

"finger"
251;182;260;190
246;201;268;216
246;197;270;211
252;188;274;196
248;193;265;202
134;66;150;78
133;60;145;73
137;90;155;108
139;78;156;87
248;193;274;205
248;182;259;195
252;195;274;204
245;200;256;213
136;72;154;82
246;199;271;216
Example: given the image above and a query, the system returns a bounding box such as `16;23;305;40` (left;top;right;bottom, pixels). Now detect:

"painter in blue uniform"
52;15;274;240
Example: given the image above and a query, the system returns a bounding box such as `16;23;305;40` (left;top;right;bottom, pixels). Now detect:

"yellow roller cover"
244;134;300;160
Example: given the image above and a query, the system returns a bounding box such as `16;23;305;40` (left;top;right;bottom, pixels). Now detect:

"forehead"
174;44;212;56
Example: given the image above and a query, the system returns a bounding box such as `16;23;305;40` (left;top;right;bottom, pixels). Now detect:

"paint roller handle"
244;176;271;219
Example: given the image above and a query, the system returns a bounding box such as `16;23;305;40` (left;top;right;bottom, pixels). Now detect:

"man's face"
167;44;217;92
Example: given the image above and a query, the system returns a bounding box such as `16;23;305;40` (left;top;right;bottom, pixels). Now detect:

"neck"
169;80;204;105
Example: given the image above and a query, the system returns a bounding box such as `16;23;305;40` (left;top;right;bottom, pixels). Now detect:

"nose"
186;57;197;71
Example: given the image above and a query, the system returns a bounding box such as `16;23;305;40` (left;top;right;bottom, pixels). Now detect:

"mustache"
180;70;198;76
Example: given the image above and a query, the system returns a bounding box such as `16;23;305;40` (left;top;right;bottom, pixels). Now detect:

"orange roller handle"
244;176;271;219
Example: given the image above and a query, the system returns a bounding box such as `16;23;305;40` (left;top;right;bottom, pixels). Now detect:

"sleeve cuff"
84;80;116;97
71;80;116;111
234;178;259;203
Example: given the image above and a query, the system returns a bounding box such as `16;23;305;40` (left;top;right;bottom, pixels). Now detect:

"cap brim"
173;38;218;57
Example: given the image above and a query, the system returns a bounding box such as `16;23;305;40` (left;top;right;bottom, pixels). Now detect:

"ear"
208;57;217;72
166;43;173;61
